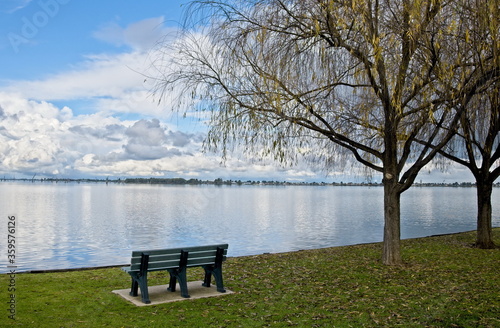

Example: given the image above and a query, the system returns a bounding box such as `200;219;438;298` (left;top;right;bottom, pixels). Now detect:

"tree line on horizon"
3;176;498;187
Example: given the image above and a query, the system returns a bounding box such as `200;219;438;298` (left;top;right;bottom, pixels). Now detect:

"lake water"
1;182;498;273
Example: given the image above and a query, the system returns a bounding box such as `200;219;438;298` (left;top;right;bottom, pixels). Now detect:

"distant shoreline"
0;177;496;187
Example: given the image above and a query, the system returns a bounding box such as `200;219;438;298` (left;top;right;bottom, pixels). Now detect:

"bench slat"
141;260;226;271
131;253;182;264
130;244;228;257
130;249;227;264
129;256;227;271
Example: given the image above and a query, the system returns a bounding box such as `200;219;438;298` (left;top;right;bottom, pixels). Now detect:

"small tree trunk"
476;179;496;249
382;175;402;265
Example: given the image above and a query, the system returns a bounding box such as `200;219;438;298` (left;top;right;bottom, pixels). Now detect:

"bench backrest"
129;244;228;271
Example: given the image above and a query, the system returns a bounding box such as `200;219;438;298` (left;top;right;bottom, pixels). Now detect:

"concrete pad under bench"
113;281;233;306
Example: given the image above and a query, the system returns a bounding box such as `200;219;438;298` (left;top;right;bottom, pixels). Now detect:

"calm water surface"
0;182;498;273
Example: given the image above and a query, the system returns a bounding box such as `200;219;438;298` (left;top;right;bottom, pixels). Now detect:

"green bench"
121;244;228;304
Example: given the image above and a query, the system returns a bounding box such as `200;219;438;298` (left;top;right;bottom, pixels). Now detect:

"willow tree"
153;0;467;265
449;86;500;249
434;0;500;249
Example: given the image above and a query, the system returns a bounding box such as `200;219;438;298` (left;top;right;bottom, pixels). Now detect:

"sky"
0;0;475;183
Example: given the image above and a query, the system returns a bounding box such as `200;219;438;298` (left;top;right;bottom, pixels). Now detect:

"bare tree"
152;0;473;265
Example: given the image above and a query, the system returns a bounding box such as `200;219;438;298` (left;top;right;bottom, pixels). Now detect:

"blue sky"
0;0;474;182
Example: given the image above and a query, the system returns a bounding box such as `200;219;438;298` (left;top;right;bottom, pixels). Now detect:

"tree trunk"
475;178;496;249
382;175;402;265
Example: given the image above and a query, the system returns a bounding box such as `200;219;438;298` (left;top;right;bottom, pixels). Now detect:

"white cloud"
6;52;145;99
2;50;180;119
118;118;198;160
0;92;208;178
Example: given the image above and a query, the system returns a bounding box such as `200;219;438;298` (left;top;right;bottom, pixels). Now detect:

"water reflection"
0;182;497;272
401;187;478;238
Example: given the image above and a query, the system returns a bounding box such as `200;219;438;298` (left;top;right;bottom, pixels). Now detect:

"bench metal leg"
127;273;151;304
202;247;226;293
167;268;189;298
166;250;190;298
202;265;226;293
130;278;139;297
167;272;177;292
137;274;151;304
203;268;212;287
213;266;226;293
177;267;190;298
127;253;151;304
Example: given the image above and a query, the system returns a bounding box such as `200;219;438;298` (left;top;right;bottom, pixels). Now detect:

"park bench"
121;244;228;304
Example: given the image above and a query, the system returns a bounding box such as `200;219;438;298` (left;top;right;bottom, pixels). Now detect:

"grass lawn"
2;229;499;327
